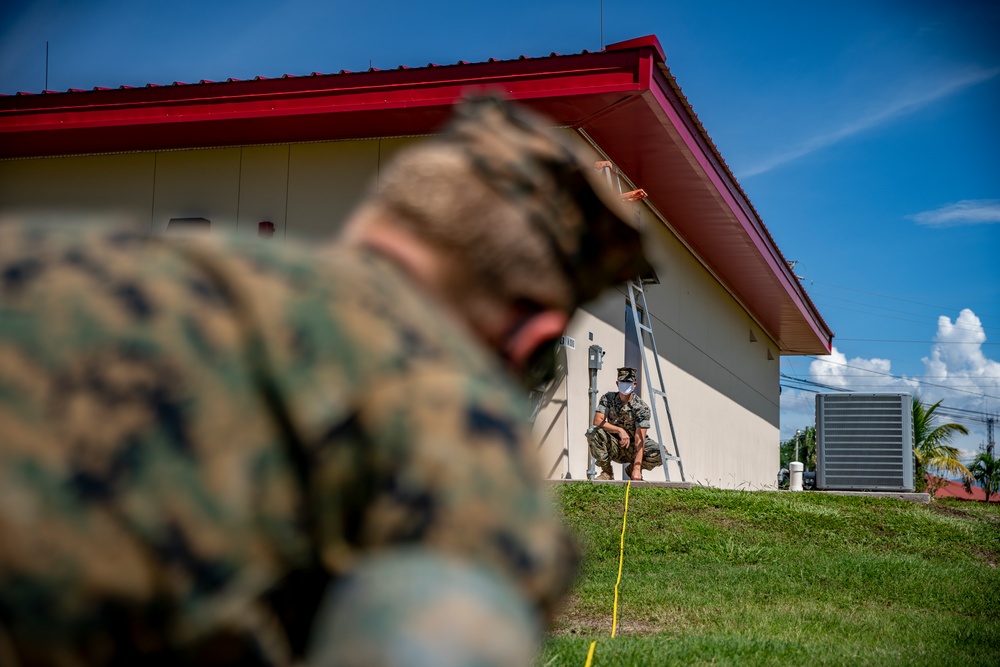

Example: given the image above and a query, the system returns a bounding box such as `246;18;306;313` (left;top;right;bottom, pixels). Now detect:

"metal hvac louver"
816;393;914;492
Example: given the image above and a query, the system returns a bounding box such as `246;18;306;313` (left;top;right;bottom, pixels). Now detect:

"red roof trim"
606;35;666;63
642;63;832;348
0;36;832;354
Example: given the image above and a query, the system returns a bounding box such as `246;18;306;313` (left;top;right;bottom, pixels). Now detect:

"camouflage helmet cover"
617;367;637;383
439;94;654;308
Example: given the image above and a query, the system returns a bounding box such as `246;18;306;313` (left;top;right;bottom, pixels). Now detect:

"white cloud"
807;347;917;393
741;66;1000;178
801;310;999;411
785;309;1000;459
908;199;1000;227
922;309;1000;393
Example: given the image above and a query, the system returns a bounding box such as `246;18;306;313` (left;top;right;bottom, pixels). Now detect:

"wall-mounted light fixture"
258;221;275;239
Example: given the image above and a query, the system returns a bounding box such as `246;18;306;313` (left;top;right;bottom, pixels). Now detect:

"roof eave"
0;35;832;355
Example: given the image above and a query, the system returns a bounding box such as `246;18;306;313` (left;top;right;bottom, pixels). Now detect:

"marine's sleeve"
310;368;578;623
183;244;579;631
0;227;312;665
596;391;612;415
636;399;652;429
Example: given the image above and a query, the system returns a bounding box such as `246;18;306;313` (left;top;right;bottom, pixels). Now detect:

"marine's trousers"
586;428;662;471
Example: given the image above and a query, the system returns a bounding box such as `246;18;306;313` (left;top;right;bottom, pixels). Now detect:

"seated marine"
587;367;663;481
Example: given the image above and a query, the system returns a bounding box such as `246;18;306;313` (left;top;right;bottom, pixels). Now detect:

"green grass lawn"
541;484;1000;666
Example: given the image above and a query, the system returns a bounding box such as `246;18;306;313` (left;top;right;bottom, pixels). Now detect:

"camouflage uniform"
0;95;653;666
0;226;575;665
587;369;662;476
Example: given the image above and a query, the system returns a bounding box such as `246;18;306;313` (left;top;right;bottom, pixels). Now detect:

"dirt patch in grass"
552;615;679;637
971;547;998;568
928;502;977;519
551;594;688;636
929;500;1000;524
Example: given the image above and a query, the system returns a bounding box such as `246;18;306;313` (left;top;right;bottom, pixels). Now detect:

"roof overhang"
0;35;833;354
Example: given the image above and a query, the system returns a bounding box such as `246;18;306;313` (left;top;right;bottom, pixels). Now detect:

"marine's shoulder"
598;391;622;409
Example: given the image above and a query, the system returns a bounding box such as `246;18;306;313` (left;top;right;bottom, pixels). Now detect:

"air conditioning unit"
815;393;914;492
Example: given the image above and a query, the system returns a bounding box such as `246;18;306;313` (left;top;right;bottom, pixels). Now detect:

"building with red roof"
928;476;999;503
0;35;833;487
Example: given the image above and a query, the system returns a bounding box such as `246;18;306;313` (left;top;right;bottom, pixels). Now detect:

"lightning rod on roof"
600;1;604;50
45;41;49;91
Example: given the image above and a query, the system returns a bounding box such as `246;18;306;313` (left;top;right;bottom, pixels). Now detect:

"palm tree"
912;398;972;491
964;449;1000;503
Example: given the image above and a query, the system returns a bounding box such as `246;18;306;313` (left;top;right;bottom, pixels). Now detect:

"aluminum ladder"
627;277;685;482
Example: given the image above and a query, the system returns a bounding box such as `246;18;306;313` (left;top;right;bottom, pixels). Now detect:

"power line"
798;356;1000;400
811;292;1000;333
801;372;1000;378
804;279;1000;322
836;338;999;346
779;373;849;393
937;404;998;417
817;302;1000;334
780;381;997;427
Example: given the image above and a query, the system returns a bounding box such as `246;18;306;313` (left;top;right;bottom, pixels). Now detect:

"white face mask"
617;381;635;395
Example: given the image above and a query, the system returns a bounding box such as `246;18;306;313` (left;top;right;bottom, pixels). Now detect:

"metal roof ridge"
0;45;612;98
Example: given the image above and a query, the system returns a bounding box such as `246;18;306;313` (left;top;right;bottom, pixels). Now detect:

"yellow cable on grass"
610;480;632;638
584;640;597;667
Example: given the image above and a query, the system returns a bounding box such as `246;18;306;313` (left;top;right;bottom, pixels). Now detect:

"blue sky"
3;0;999;461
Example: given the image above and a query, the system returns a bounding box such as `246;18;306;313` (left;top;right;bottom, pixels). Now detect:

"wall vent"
816;393;914;491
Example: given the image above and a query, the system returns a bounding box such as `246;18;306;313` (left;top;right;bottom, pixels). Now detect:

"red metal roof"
0;35;832;354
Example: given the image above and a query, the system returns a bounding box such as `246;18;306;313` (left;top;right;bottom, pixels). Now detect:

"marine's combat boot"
594;463;614;481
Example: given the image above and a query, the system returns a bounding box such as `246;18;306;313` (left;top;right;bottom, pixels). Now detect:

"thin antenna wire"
45;41;49;90
600;1;604;50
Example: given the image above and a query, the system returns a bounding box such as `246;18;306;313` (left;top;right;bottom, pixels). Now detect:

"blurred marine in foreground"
0;95;652;666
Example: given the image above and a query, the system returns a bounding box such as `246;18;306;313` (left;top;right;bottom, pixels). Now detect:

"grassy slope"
542;484;1000;667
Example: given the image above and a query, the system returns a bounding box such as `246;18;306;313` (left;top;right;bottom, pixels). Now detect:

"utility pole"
987;415;995;457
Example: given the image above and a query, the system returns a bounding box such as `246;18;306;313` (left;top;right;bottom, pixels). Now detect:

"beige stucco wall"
0;135;781;489
532;206;781;489
0;138;422;238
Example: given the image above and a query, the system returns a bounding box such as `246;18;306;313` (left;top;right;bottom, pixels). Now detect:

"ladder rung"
650;388;667;397
638;324;653;334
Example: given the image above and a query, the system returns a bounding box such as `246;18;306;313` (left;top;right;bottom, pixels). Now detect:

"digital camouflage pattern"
435;95;652;309
587;391;662;472
596;390;652;437
369;94;653;314
0;225;577;666
587;428;662;473
616;367;636;383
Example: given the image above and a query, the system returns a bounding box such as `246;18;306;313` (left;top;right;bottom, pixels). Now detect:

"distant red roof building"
928;475;999;503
